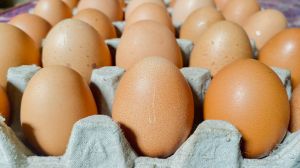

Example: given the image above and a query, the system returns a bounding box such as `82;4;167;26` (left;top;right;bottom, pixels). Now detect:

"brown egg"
34;0;72;26
223;0;260;26
243;9;287;50
62;0;79;9
0;86;10;124
43;19;111;82
126;3;174;33
204;59;290;158
189;21;252;76
0;23;40;88
112;57;194;157
180;7;224;42
170;0;176;7
259;29;300;88
290;85;300;132
77;0;123;21
214;0;230;11
21;66;98;156
116;20;182;70
74;9;117;39
172;0;216;26
9;13;52;47
125;0;165;19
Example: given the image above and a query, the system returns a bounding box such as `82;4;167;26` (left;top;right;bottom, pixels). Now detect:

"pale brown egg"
170;0;176;7
189;21;252;76
172;0;216;26
0;23;40;88
223;0;260;26
9;13;52;47
125;0;165;19
74;9;117;39
259;28;300;88
21;66;98;156
126;3;174;33
0;86;9;124
118;0;125;8
243;9;287;50
290;85;300;132
62;0;79;9
42;19;111;82
204;59;290;158
214;0;230;11
112;57;194;157
34;0;72;26
116;20;182;70
77;0;123;21
180;7;224;42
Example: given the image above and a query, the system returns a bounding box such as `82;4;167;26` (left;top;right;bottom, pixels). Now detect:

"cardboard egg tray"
0;38;300;168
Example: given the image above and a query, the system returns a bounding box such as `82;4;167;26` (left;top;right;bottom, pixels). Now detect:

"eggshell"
172;0;216;26
290;85;300;132
214;0;230;11
170;0;176;7
204;59;290;158
189;21;252;76
42;19;111;82
222;0;260;26
259;28;300;88
34;0;72;26
118;0;125;8
9;13;52;47
21;66;98;156
243;9;287;50
0;23;40;88
125;3;174;33
73;9;117;39
112;57;194;157
0;86;9;123
116;20;182;70
125;0;165;19
77;0;123;21
62;0;79;9
180;7;224;42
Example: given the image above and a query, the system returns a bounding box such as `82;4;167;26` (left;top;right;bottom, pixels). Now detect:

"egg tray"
0;37;299;168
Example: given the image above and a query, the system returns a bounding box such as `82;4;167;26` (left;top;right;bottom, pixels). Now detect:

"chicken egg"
189;21;252;76
112;57;194;157
290;85;300;132
74;9;117;39
125;0;165;19
42;19;111;82
0;86;9;124
21;66;98;156
34;0;72;26
62;0;79;9
204;59;290;158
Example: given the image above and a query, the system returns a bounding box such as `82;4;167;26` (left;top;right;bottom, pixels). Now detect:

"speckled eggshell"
125;0;165;19
74;9;117;39
189;21;252;76
116;20;182;70
172;0;216;26
112;57;194;158
126;3;174;33
180;7;224;43
0;86;9;124
62;0;79;9
77;0;123;21
259;28;300;88
204;59;290;158
9;13;52;47
290;85;300;132
243;9;287;50
34;0;72;26
223;0;260;26
0;23;40;88
21;66;98;156
43;19;111;82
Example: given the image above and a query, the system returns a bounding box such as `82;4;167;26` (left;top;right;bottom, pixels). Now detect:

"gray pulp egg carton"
0;38;299;168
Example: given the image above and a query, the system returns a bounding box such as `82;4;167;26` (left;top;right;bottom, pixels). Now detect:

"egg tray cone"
0;61;299;168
